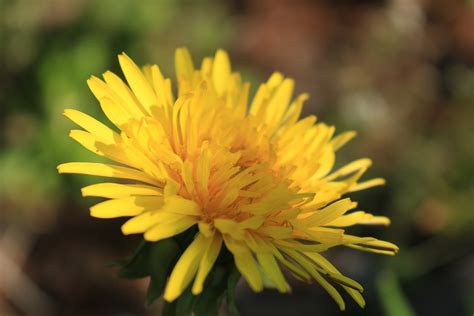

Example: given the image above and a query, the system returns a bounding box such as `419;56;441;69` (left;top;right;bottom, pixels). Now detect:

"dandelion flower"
58;48;398;311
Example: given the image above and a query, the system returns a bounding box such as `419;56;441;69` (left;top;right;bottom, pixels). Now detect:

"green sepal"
194;265;228;316
226;266;241;316
175;287;198;316
146;239;181;306
117;240;150;279
146;275;164;307
112;228;243;315
161;260;241;316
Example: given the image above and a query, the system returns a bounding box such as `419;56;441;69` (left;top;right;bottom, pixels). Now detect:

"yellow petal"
240;183;299;215
196;145;210;200
249;84;269;116
224;236;263;292
265;78;294;131
163;180;180;199
303;198;356;227
98;96;131;128
302;227;345;245
198;221;214;238
270;245;311;281
214;219;245;240
90;196;162;218
121;211;183;235
267;72;284;89
69;130;104;156
256;251;290;293
118;53;158;111
181;160;195;197
212;49;231;95
326;211;390;227
344;235;399;255
305;253;360;289
63;109;116;143
102;70;147;116
200;57;213;76
274;240;331;253
87;75;140;119
192;234;223;294
81;183;162;199
324;158;372;182
175;47;194;82
330;131;357;151
57;162;161;186
311;148;336;180
282;248;345;310
144;216;197;242
149;65;173;113
68;130;129;164
359;215;390;225
258;225;292;240
164;233;206;302
279;93;308;130
349;178;385;192
163;195;200;216
304;252;366;308
312;269;346;310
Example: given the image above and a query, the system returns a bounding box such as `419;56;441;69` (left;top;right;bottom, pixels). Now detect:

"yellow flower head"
58;48;398;310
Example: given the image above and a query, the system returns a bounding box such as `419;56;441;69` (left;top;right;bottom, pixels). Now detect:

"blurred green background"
0;0;473;315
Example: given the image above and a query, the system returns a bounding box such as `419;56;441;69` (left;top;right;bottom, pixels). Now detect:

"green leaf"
146;238;181;306
376;269;415;316
146;275;164;307
175;287;197;316
194;265;227;316
118;240;151;278
226;266;241;316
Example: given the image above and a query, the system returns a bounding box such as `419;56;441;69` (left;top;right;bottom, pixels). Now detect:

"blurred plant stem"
376;270;415;316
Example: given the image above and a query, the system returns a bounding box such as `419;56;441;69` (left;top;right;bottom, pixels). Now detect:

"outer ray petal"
212;49;231;95
102;70;147;117
224;236;263;292
144;216;198;242
256;251;290;293
164;233;206;302
81;183;162;199
325;211;390;227
98;96;131;129
330;131;357;151
122;211;183;235
349;178;386;192
68;130;130;165
282;248;346;310
302;198;356;227
192;234;223;294
87;75;141;120
345;237;399;255
118;53;158;112
90;196;162;218
63;109;117;143
305;252;366;308
57;162;162;186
